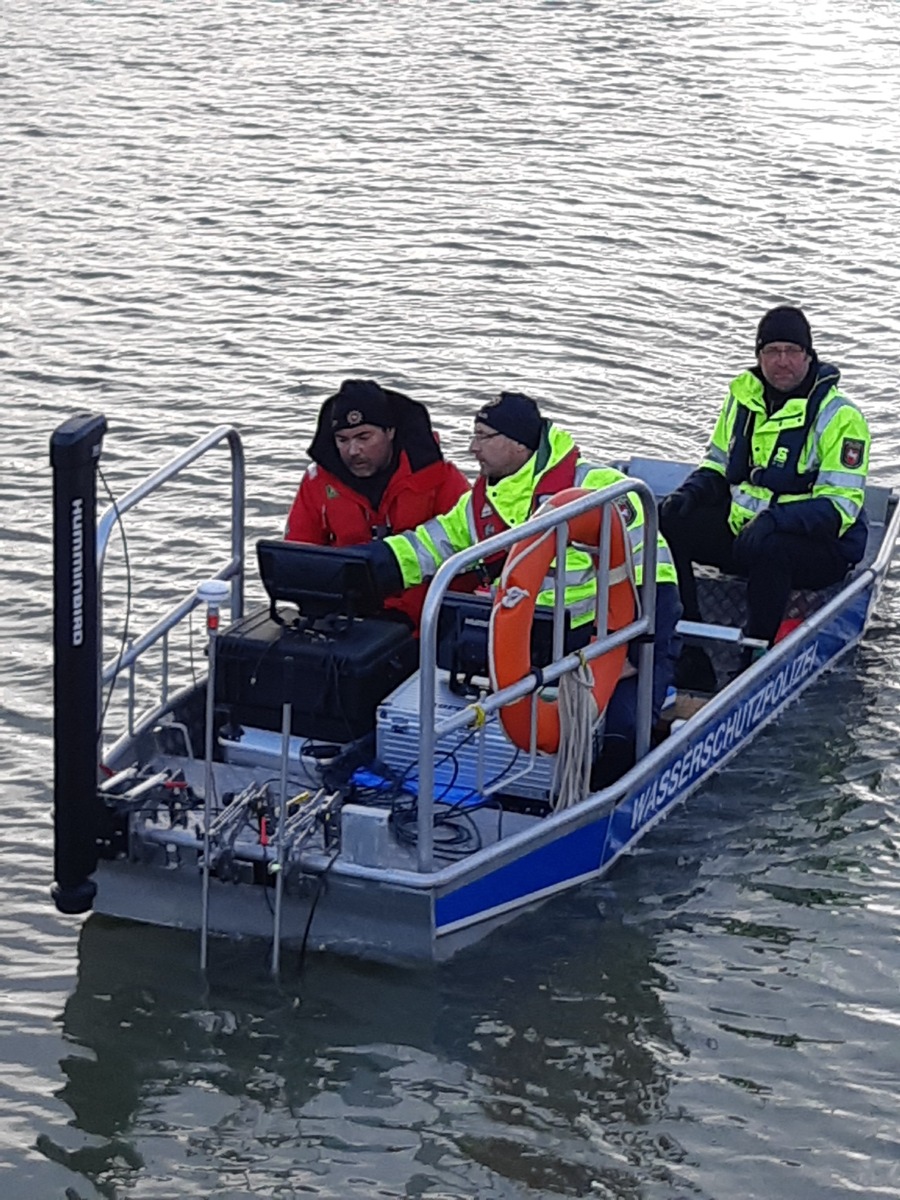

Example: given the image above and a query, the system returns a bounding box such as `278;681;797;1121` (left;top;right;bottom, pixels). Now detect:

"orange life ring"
488;487;635;755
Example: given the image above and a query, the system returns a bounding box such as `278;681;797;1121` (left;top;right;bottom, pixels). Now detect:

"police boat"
50;415;900;966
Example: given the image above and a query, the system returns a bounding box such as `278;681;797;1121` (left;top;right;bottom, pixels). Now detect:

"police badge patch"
840;438;864;469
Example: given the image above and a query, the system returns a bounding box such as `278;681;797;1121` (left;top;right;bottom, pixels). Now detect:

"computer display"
256;540;383;620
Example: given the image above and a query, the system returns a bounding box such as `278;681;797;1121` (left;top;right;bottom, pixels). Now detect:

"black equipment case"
215;607;418;743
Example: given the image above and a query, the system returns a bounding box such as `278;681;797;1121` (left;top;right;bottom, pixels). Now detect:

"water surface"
3;1;900;1196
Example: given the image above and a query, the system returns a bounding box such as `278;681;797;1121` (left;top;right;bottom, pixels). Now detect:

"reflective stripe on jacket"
386;423;676;628
574;463;676;589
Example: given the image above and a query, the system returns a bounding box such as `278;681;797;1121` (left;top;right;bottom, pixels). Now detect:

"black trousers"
590;582;683;788
660;499;850;644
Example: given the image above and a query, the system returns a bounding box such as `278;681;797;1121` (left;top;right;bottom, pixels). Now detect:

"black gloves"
660;488;699;523
660;468;728;527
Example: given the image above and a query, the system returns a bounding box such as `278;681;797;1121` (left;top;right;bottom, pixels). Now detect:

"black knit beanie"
330;380;395;432
474;391;543;451
755;306;813;354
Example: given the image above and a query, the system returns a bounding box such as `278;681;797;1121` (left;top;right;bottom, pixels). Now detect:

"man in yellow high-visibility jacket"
363;390;681;781
660;306;870;676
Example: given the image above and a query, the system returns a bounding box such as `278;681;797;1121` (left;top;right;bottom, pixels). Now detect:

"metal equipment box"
375;668;556;802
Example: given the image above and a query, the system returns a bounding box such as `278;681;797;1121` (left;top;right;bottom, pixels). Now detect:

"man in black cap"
660;305;870;684
466;390;546;487
381;390;644;584
285;379;468;626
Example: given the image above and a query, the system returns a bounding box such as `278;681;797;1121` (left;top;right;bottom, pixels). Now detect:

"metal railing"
415;478;659;871
97;426;246;743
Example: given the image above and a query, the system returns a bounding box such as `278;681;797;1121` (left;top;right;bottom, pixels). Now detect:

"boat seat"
864;484;891;528
686;567;847;683
695;565;846;631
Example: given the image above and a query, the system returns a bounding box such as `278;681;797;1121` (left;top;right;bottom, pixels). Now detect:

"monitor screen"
256;540;383;620
437;592;584;680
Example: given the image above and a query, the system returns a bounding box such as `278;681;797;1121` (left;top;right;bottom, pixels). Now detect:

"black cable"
304;672;524;861
433;748;462;804
297;847;340;974
390;802;482;859
248;632;280;688
388;738;523;860
393;722;481;796
387;769;484;860
442;743;521;815
393;720;513;812
299;738;342;787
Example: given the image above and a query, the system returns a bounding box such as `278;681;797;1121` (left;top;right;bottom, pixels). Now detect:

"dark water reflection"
57;899;684;1199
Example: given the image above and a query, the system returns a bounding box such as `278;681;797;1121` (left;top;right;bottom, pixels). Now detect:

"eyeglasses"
471;430;502;443
760;344;807;361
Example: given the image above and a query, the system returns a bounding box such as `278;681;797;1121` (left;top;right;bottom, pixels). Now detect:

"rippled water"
3;0;900;1196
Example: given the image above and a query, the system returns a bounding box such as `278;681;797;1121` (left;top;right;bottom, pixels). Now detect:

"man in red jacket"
285;379;469;627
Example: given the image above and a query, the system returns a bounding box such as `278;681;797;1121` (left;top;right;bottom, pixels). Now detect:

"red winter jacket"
285;391;469;627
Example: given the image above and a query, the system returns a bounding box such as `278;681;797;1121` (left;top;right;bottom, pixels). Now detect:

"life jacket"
472;446;579;540
721;368;869;561
469;446;579;580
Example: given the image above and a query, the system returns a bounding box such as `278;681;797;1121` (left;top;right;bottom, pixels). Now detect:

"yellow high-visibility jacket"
385;423;677;627
698;362;869;557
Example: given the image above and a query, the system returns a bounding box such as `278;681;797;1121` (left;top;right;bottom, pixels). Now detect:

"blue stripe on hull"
435;587;870;935
435;816;610;930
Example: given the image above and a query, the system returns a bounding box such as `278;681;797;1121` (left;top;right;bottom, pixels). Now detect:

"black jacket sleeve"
680;467;730;506
767;497;842;540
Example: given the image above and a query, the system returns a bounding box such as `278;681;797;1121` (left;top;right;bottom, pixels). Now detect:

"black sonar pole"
50;412;108;915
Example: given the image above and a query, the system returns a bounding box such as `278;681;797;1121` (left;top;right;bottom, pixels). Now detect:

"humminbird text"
71;497;84;647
